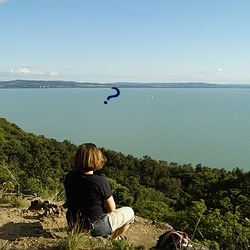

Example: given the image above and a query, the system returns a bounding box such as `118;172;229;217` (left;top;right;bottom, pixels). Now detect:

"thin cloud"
214;68;223;73
0;0;8;5
50;70;58;76
198;68;224;75
10;68;32;75
9;67;58;77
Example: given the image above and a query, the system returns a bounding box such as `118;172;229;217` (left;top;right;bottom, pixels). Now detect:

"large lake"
0;88;249;171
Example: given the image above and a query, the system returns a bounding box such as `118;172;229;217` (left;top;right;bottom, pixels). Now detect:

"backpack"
155;230;192;250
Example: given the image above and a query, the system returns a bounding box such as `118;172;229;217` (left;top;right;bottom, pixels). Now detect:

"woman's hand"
104;195;116;213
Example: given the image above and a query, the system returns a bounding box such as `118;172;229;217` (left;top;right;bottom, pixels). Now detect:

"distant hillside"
1;80;250;88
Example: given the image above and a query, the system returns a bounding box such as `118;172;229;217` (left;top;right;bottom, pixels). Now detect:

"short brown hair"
73;143;106;172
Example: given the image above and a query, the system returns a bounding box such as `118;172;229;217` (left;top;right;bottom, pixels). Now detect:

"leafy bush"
107;178;134;206
133;201;173;222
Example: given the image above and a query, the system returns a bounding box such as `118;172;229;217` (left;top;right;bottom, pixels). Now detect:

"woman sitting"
64;143;134;239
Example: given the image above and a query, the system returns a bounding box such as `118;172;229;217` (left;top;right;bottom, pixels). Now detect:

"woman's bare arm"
104;195;116;213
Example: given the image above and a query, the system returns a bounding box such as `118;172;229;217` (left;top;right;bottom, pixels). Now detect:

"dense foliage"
0;117;249;249
0;118;77;197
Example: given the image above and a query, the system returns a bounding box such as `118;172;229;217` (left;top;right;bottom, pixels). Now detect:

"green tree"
220;168;250;216
106;178;134;206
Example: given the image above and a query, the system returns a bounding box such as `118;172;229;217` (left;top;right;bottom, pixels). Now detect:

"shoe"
115;236;127;240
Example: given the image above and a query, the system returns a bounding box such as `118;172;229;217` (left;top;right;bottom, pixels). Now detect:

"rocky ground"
0;198;173;250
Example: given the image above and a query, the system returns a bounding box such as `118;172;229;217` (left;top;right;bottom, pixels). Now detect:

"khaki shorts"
107;206;134;232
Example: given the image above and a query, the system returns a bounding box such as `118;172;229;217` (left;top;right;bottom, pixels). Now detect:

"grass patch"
57;230;94;250
10;196;30;208
57;230;145;250
0;196;12;204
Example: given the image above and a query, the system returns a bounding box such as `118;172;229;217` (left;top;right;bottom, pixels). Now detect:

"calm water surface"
0;88;249;171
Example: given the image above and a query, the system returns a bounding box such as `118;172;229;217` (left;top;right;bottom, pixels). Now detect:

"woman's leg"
111;224;131;239
108;207;134;239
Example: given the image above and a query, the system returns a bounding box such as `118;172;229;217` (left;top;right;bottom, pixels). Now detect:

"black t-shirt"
64;170;112;219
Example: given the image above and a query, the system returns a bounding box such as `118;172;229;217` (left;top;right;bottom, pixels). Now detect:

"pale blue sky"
1;0;250;83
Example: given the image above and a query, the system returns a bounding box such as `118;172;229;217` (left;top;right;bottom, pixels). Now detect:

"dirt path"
0;202;172;249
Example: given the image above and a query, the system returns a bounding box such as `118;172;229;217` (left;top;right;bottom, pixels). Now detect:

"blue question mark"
104;87;120;104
